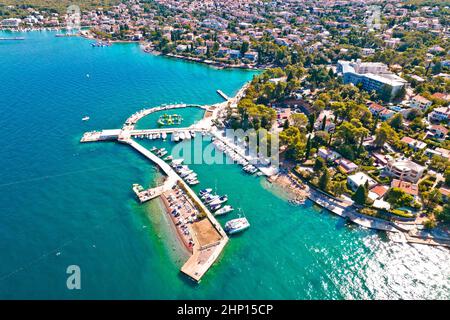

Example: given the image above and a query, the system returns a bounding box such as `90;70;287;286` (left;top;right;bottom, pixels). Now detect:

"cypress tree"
319;168;330;191
352;183;368;205
321;115;327;131
305;134;312;160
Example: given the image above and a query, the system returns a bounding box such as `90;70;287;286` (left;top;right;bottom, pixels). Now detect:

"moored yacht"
199;188;212;197
204;194;220;204
210;203;222;211
224;217;250;235
209;195;228;206
158;150;168;157
171;159;184;167
214;205;234;216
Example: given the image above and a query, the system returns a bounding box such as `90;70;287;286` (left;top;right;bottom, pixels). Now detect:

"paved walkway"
308;188;400;233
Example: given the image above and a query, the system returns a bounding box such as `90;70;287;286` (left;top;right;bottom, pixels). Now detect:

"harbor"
80;98;236;282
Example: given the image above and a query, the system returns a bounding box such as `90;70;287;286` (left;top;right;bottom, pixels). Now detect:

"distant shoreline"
0;28;265;71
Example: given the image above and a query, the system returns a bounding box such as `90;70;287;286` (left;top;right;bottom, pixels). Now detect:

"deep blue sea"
0;31;449;299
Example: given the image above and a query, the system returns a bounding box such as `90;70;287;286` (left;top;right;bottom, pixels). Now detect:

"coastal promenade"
307;188;400;233
307;185;450;247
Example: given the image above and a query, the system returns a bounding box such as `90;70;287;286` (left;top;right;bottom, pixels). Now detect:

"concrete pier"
216;89;230;101
123;104;207;130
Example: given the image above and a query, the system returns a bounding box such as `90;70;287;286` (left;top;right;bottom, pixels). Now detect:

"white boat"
185;173;198;180
82;116;90;121
199;188;212;197
179;132;185;140
150;147;158;152
162;132;167;140
187;179;200;185
164;155;173;161
204;195;220;204
185;131;191;140
214;205;234;216
224;217;250;235
171;132;179;142
210;203;222;211
180;170;194;177
159;150;168;157
209;195;228;206
190;130;196;138
176;165;190;172
171;159;184;166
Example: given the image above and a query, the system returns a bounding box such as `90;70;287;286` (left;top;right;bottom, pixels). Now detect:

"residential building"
337;60;407;98
368;185;389;201
318;148;341;161
1;18;21;27
401;137;427;151
337;158;358;174
391;179;419;198
428;107;450;122
428;125;448;139
347;172;378;191
411;95;432;110
385;159;425;183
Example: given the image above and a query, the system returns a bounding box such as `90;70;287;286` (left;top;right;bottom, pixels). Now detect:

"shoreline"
301;179;450;248
264;167;450;249
0;28;266;71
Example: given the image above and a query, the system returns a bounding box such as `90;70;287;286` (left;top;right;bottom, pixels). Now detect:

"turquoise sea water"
0;31;449;299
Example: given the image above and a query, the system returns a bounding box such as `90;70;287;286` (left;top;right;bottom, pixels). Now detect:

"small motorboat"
214;205;234;216
199;188;213;197
210;203;222;211
82;116;90;121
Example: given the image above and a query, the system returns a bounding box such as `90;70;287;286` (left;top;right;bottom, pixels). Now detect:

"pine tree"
313;157;326;172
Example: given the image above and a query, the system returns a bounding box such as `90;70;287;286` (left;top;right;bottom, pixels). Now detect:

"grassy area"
390;209;415;219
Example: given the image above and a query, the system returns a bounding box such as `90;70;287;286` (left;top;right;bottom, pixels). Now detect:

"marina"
80;101;234;282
